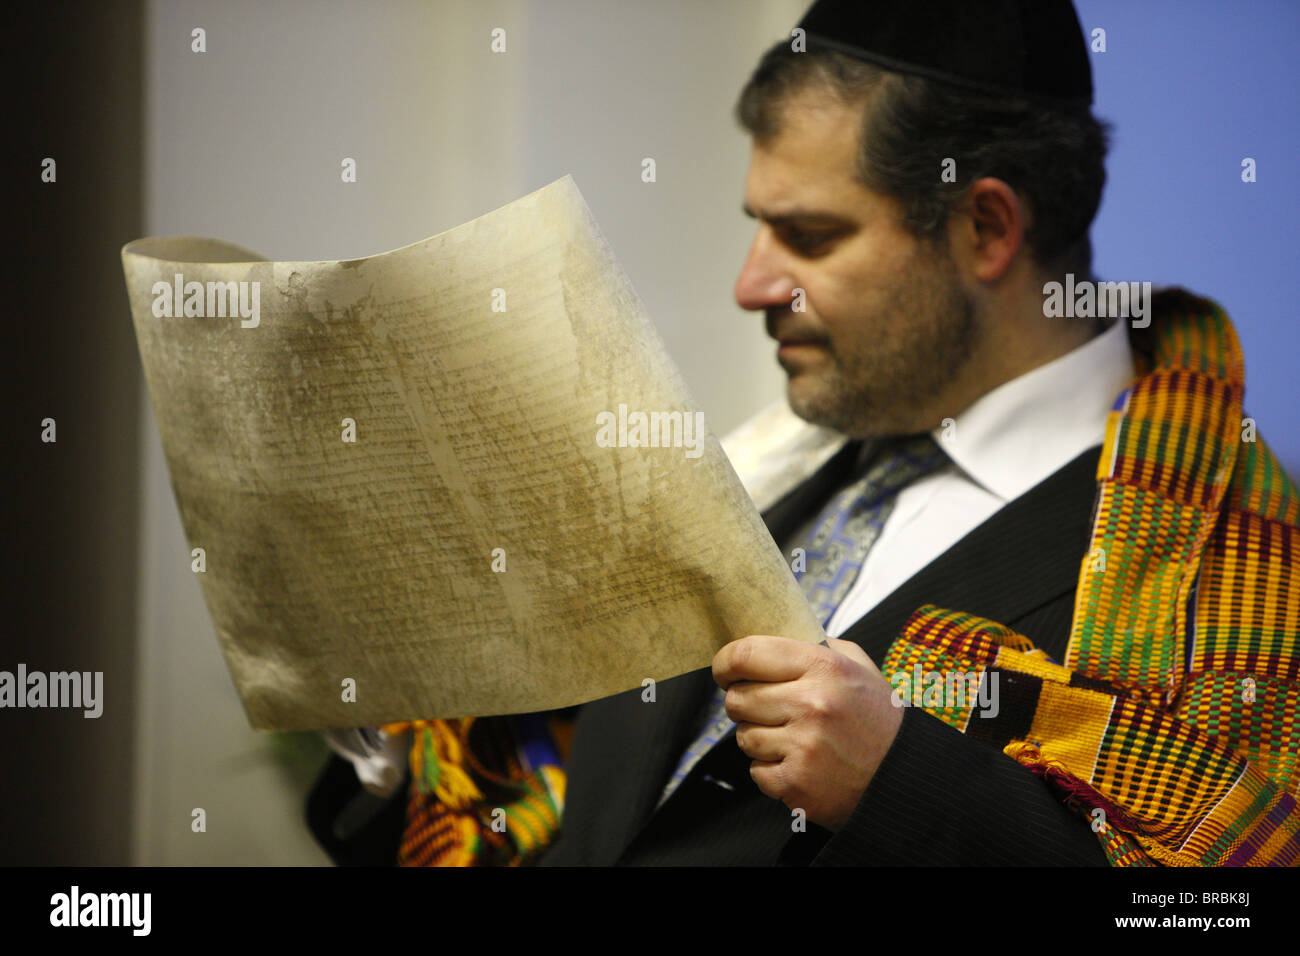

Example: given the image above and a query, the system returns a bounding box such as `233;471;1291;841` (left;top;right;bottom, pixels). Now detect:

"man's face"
735;88;979;439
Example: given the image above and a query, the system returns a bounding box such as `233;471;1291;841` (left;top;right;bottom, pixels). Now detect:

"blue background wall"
1077;0;1299;476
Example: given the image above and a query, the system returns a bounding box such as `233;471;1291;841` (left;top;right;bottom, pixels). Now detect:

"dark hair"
735;42;1111;279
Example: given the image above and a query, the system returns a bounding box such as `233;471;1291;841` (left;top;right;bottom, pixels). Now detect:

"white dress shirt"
821;318;1137;638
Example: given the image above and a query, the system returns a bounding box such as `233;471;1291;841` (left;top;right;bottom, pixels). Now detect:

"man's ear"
956;177;1027;283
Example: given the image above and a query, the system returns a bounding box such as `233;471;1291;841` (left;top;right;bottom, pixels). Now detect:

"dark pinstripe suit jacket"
539;439;1109;865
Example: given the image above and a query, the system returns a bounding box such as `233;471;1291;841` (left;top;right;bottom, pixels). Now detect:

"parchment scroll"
122;175;824;731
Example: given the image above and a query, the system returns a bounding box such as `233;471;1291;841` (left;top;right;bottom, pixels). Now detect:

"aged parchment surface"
122;175;823;731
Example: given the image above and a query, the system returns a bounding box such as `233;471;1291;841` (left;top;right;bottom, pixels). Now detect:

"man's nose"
734;230;794;313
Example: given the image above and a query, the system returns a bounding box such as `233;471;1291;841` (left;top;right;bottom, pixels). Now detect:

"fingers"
734;722;784;762
713;634;823;689
748;759;787;802
723;680;791;726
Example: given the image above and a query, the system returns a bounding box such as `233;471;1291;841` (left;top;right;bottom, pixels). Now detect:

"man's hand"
712;634;903;832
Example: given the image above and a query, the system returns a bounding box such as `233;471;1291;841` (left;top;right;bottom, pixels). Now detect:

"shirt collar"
929;319;1137;503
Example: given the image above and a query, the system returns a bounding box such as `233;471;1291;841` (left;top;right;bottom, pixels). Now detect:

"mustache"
765;309;829;344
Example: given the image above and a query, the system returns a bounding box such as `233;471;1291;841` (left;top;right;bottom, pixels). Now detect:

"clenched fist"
712;634;903;831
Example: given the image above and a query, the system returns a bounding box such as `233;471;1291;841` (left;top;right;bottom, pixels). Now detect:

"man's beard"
784;246;979;439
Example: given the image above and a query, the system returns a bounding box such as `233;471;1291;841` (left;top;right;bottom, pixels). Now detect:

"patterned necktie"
657;432;949;806
793;432;949;625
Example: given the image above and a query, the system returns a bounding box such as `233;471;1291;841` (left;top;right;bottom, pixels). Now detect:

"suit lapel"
834;444;1101;665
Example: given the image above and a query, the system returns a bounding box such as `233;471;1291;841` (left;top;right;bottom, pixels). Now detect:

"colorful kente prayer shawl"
383;715;565;867
884;290;1300;866
386;288;1298;866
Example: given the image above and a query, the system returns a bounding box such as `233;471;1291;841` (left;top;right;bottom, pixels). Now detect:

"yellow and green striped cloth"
885;289;1299;866
383;715;566;867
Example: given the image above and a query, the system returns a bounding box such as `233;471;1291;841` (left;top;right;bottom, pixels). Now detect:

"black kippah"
795;0;1093;106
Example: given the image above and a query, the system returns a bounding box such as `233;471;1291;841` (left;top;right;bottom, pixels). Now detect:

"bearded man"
311;0;1300;867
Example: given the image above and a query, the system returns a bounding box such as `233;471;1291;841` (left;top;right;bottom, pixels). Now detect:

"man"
309;0;1299;866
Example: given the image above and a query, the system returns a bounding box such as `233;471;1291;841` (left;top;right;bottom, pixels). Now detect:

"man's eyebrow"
742;204;854;227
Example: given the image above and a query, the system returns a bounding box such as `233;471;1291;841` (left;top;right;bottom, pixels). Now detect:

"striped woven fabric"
382;716;565;867
882;289;1300;866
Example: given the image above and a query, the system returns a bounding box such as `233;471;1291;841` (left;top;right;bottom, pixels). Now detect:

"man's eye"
783;229;836;255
